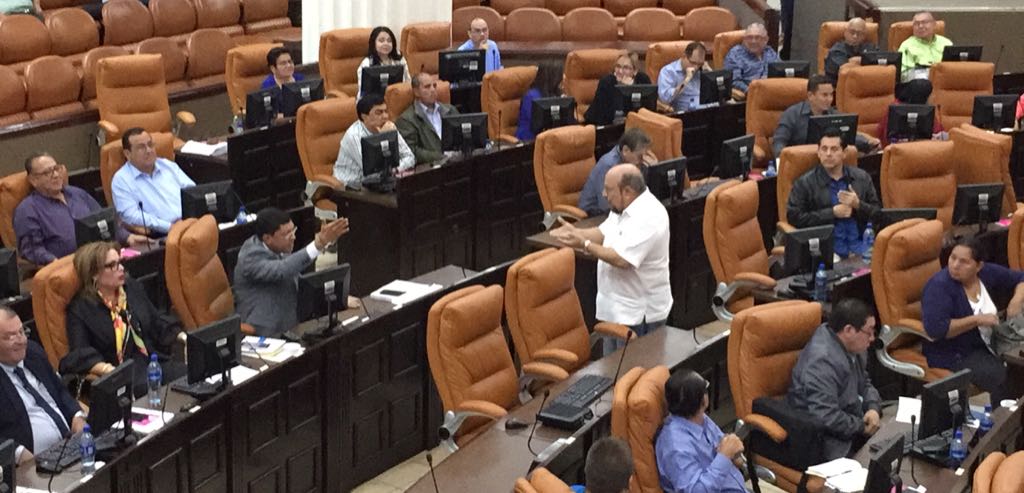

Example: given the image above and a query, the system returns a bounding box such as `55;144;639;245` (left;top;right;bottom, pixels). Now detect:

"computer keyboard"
35;429;123;474
537;374;613;430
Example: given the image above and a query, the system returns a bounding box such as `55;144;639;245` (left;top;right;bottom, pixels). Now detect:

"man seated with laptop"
772;75;879;158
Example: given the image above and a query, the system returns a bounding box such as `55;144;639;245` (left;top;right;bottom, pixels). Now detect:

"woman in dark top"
921;238;1024;403
60;242;185;395
584;51;652;126
515;58;569;141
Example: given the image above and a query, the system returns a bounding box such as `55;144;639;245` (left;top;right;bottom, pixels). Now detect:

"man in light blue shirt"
457;18;502;73
724;23;780;97
111;128;196;234
577;128;654;216
658;42;711;113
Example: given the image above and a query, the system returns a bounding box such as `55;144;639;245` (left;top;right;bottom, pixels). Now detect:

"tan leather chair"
704;179;777;321
835;64;896;138
452;6;504;43
0;15;52;75
682;7;737;42
880;140;956;228
505;247;630;373
950;124;1016;217
101;0;155;50
136;37;190;93
545;0;599;16
625;108;681;160
490;0;544;14
1009;208;1024;271
563;48;620;122
513;467;573;493
400;21;451;76
149;0;197;45
712;29;744;70
533;124;595;219
646;41;688;83
745;77;808;165
974;452;1007;493
505;8;561;41
96;53;196;145
0;172;32;250
295;97;358;208
193;0;244;37
453;0;480;8
929;62;995;130
319;27;372;98
482;66;537;143
427;285;566;451
185;28;234;88
609;365;669;493
989;451;1024;493
98;132;176;204
604;0;657;18
31;255;80;368
871;218;946;381
0;66;30;126
45;7;100;67
241;0;299;39
80;46;130;109
728;300;826;493
887;20;944;52
816;21;879;75
662;0;714;16
561;8;617;42
24;55;84;120
622;8;680;42
225;42;281;115
775;144;859;233
383;81;451;121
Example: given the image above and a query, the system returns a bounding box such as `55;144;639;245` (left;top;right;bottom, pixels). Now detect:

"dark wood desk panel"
226;121;307;212
472;143;545;269
681;102;748;179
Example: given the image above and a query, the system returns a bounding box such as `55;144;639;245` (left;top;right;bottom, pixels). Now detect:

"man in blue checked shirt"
658;42;711;113
723;23;779;99
457;18;502;73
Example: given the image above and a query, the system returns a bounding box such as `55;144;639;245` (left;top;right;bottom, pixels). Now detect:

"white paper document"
806;457;862;478
825;466;869;493
205;365;261;386
369;280;443;305
895;396;922;424
179;140;228;156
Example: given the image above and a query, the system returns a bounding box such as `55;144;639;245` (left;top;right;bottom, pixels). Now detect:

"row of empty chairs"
456;0;716;17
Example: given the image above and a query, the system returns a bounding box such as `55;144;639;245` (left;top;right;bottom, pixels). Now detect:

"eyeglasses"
31;163;64;177
103;260;123;271
0;325;28;343
470;27;489;34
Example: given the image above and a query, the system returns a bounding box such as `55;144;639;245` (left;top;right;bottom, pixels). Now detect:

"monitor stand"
302;296;342;341
363;167;397;193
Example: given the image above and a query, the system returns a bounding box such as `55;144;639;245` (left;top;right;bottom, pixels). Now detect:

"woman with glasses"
59;242;185;394
584;51;651;126
357;26;411;99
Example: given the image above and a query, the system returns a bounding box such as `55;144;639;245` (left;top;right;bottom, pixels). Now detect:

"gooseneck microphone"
526;389;551;456
425;452;440;493
138;201;151;237
610;330;635;386
909;414;920;486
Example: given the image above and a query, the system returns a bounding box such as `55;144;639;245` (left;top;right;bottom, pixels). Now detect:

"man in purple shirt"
13;153;149;266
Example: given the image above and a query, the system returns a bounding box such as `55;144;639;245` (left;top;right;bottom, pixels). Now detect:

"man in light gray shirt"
334;93;415;188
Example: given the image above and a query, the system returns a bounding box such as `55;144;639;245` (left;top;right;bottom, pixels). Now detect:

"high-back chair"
45;7;101;67
490;0;543;15
563;48;620;121
950;124;1017;217
505;7;561;41
81;46;130;109
775;144;859;233
225;42;281;116
973;452;1007;493
240;0;299;38
682;7;737;42
880;140;956;228
149;0;198;44
136;37;190;93
295;97;358;210
624;108;693;188
184;28;235;88
989;451;1024;493
318;27;371;98
545;0;600;16
609;365;669;493
481;66;537;143
98;131;176;204
929;62;995;130
452;6;505;43
95;53;196;145
513;467;573;493
645;41;688;83
23;55;84;120
887;20;945;52
1009;208;1024;271
561;8;617;42
836;64;897;138
622;8;680;42
383;80;451;121
31;255;80;369
712;30;743;70
532;124;595;219
0;65;30;126
816;21;879;74
0;14;52;75
101;0;155;49
400;21;451;76
871;218;946;382
745;77;808;166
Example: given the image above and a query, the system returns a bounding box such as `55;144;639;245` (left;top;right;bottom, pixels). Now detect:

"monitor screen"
75;206;118;247
806;113;858;147
699;70;733;106
952;182;1005;227
783;225;835;276
361;130;402;178
89;359;136;435
280;79;324;117
941;45;983;62
530;96;576;135
180;180;240;223
886;104;935;142
767;61;810;78
972;94;1019;131
873;208;937;233
718;134;755;179
919;369;971;440
864;435;904;493
861;50;903;69
296;263;351;325
185;315;242;385
441;112;488;154
615;84;658;114
360;65;405;98
245;88;278;129
439;49;485;84
645;157;686;201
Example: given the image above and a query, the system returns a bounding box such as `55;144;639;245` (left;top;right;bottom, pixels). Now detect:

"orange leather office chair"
427;285;567;451
295;97;358;211
988;451;1024;493
624;108;696;188
98;132;176;204
1009;208;1024;271
0;66;30;126
193;0;244;37
950;124;1017;216
682;7;737;43
400;21;451;76
384;81;451;122
505;8;561;41
45;7;100;67
101;0;155;50
0;13;52;75
662;0;714;16
452;6;505;44
225;42;281;116
563;48;620;121
545;0;599;16
704;179;777;321
836;64;896;138
505;247;631;373
561;8;617;42
887;20;944;52
23;55;84;120
240;0;299;39
31;255;81;369
604;0;658;31
149;0;197;45
929;62;995;130
533;124;595;219
95;53;196;145
646;41;688;84
816;21;879;75
185;29;234;88
745;77;808;166
728;300;826;493
871;218;946;381
880;140;956;228
622;8;680;42
136;37;190;93
513;467;573;493
81;46;130;109
490;0;543;15
609;365;669;493
974;452;1007;493
318;28;371;98
775;144;859;233
712;30;744;70
0;172;32;250
482;66;538;143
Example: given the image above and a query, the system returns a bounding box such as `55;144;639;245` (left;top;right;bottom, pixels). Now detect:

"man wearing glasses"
457;18;502;73
898;11;951;83
13;152;150;266
658;42;711;113
723;23;779;100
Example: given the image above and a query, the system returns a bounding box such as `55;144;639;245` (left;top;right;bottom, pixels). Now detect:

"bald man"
457;18;502;73
552;165;671;348
824;18;877;84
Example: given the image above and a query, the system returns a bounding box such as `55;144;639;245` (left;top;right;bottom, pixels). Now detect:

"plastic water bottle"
147;353;162;408
80;425;96;475
862;222;875;260
979;404;994;437
231;114;244;135
813;263;828;302
765;160;778;177
235;205;248;225
948;428;966;466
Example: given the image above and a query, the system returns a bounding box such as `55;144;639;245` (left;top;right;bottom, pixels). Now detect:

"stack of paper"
179;140;228;156
807;457;868;493
369;280;443;305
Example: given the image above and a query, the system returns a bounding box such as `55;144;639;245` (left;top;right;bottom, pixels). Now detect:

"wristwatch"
583;239;592;252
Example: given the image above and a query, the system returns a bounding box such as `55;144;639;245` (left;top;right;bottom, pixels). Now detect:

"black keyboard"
170;376;224;399
537;374;613;430
35;430;123;474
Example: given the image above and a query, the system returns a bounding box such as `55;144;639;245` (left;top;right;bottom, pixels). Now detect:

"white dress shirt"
0;361;71;458
333;120;416;188
417;101;443;138
111;158;196;233
596;189;673;325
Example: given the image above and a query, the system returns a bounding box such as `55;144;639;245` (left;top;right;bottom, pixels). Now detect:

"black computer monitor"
972;95;1019;131
887;104;935;142
783;225;835;276
645;157;686;201
806;113;858;147
767;61;810;78
718;134;755;179
0;249;18;299
864;435;905;493
919;369;971;440
297;263;351;337
245;88;278;129
439;49;485;84
89;359;136;439
280;79;324;117
615;84;658;113
359;65;405;98
74;206;118;247
441;112;489;155
952;182;1005;230
185;315;241;388
530;96;576;135
0;438;15;492
873;208;937;232
699;69;733;106
942;45;983;62
361;130;401;192
861;50;903;69
180;180;240;223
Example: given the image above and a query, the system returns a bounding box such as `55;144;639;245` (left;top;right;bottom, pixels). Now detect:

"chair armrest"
743;413;788;443
439;400;507;451
875;320;931;379
98;120;119;137
894;319;928;337
533;348;579;367
175;111;197;126
521;361;569;383
776;221;795;235
594;322;632;340
733;272;776;287
712;273;777;322
656;100;673;113
770;245;784;257
552;204;587;220
309;175;343;189
454;400;508;419
498;134;519;144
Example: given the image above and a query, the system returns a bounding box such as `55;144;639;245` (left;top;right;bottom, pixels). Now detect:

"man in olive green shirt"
897;11;952;82
396;72;459;164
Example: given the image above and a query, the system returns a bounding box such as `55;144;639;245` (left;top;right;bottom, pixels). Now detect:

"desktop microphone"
994;44;1005;72
610;330;635;386
138;201;151;237
909;414;921;486
526;389;551;456
425;452;440;493
495;110;503;150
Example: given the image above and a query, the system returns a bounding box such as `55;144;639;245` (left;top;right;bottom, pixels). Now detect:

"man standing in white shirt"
552;164;672;349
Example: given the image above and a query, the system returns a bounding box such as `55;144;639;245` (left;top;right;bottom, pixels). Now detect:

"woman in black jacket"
584;51;651;125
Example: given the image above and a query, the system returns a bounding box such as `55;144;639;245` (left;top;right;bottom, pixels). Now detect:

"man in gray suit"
396;72;459;164
233;208;349;338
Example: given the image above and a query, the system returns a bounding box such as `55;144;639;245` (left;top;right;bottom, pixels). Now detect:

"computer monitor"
74;206;118;247
699;70;732;106
438;49;485;84
441;112;489;155
806;113;858;147
886;104;935;142
361;130;401;192
942;45;983;62
864;435;905;493
185;315;242;388
359;65;405;98
952;182;1005;231
0;438;15;493
279;79;324;117
718;134;755;179
919;369;971;440
615;84;658;113
972;94;1019;131
297;263;351;337
645;157;686;201
89;359;136;440
861;50;903;69
873;208;937;232
0;249;19;299
244;88;278;129
530;96;576;135
180;180;240;223
767;61;810;78
783;225;835;276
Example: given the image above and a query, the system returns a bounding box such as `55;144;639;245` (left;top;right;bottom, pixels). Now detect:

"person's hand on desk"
718;433;744;460
550;218;585;248
863;409;880;435
315;217;349;250
833;203;853;218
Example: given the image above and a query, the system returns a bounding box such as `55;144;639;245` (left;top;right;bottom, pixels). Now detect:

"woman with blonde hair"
584;51;651;125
